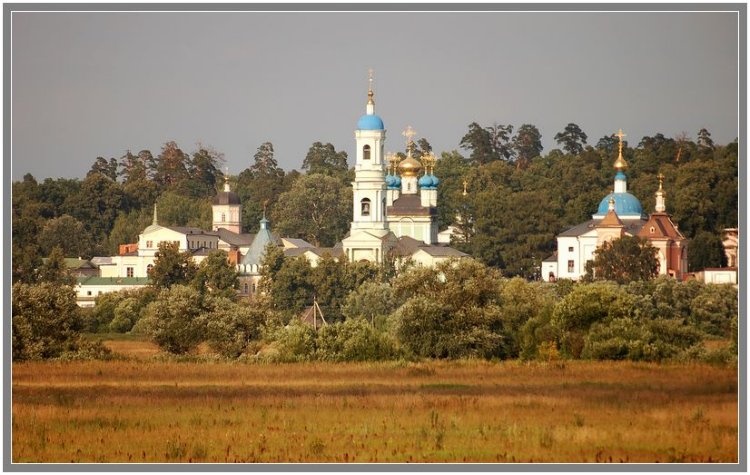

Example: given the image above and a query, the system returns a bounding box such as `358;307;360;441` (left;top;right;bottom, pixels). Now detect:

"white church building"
77;76;467;305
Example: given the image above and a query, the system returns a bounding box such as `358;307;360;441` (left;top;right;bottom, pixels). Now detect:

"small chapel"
541;129;688;282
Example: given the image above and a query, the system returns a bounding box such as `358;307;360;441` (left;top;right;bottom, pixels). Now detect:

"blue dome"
387;175;401;190
615;171;627;181
597;192;644;217
430;175;440;187
385;174;395;186
357;114;384;130
418;174;432;188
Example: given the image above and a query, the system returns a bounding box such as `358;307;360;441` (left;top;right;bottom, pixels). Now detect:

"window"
221;213;226;222
363;144;371;160
568;247;574;252
147;264;153;275
209;242;213;249
361;198;371;216
146;240;153;248
87;291;92;296
244;283;249;294
650;226;655;234
567;260;574;273
126;267;134;278
252;283;257;293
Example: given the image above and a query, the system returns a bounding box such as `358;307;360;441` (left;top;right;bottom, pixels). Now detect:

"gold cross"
615;128;627;154
462;179;468;196
402;125;417;146
368;68;374;87
657;173;664;190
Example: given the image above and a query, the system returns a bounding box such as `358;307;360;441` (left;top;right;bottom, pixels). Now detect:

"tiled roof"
637;213;685;240
216;228;255;246
559;219;646;237
598;209;624;227
387;194;435;216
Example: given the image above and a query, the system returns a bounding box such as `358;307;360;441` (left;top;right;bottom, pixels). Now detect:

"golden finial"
462;179;468;196
367;68;374;105
657;172;664;191
402;125;416;148
386;152;399;174
613;128;628;170
421;153;436;174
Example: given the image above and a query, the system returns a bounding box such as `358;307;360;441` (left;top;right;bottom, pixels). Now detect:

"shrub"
204;299;268;358
315;318;398;361
12;282;81;361
582;316;704;362
341;282;397;327
551;282;626;357
689;284;738;337
270;322;317;362
138;285;207;354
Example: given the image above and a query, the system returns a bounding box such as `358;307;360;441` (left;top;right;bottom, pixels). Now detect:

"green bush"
689;284;738;337
551;282;628;357
315;318;398;361
341;282;397;327
204;299;268;358
582;316;704;362
138;285;207;354
12;282;81;361
270;321;317;362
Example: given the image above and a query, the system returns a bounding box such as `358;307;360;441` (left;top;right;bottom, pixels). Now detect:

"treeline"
12;124;737;282
12;249;738;364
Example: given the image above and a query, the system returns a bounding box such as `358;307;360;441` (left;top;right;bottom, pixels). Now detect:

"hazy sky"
11;10;739;180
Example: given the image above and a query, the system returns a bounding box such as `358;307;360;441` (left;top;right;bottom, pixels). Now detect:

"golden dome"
397;156;422;177
613;152;628;171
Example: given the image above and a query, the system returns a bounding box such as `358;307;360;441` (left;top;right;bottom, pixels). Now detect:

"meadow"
11;339;738;463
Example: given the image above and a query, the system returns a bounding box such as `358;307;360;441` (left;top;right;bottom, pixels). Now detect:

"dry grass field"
11;340;738;463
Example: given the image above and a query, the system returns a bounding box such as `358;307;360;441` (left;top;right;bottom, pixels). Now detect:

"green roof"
77;276;150;286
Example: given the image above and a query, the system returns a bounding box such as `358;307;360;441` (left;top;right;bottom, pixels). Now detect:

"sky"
11;10;739;180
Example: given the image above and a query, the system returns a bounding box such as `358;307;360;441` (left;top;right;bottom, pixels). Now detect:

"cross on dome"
402;125;417;146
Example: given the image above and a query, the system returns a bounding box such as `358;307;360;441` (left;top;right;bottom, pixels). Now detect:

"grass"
11;341;738;463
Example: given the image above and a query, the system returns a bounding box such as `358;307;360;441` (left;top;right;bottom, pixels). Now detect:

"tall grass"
12;359;737;463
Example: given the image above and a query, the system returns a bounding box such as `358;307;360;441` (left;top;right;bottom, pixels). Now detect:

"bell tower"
351;69;387;232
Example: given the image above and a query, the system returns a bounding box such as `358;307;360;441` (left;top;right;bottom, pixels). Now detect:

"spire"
655;173;666;213
152;203;158;225
366;68;375;115
462;179;468;196
223;173;231;193
613;128;628;171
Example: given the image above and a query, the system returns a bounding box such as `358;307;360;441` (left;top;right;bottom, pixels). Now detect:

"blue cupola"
357;114;385;130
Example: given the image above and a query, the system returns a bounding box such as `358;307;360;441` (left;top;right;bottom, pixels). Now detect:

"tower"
212;175;242;233
351;70;388;232
342;70;398;264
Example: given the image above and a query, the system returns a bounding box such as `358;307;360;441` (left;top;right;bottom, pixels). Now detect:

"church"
76;76;467;305
541;130;688;282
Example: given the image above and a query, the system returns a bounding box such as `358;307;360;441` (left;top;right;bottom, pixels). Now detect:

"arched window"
363;145;371;160
252;283;257;293
243;283;249;294
221;213;226;222
361;198;371;216
146;264;153;275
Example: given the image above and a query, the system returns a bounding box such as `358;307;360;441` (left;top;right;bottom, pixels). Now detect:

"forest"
11;123;738;365
12;123;737;282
